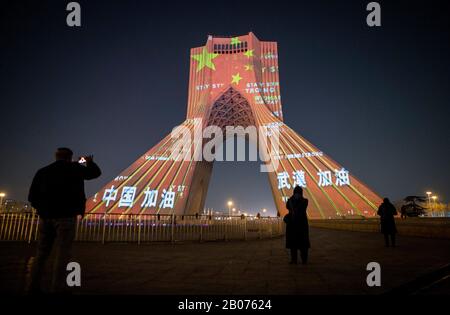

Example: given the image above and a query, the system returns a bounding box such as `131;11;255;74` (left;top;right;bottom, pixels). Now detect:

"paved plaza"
1;227;449;295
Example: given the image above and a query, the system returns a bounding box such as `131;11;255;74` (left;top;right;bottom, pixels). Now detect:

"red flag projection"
86;32;382;218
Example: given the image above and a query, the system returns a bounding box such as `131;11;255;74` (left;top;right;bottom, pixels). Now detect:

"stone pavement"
1;227;449;295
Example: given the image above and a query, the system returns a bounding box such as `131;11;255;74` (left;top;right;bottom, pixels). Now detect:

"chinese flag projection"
86;32;382;218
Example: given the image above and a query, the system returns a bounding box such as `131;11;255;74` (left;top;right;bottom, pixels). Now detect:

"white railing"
0;213;284;243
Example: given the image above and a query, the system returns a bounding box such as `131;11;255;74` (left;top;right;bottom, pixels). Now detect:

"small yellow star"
231;37;241;45
231;73;243;85
244;64;253;71
244;49;254;58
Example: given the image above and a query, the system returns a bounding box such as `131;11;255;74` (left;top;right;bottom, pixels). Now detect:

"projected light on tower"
86;32;382;218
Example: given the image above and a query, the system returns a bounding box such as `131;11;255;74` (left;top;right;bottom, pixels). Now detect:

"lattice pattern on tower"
207;87;255;131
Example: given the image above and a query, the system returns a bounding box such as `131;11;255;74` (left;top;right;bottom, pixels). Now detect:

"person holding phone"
284;186;310;265
27;147;101;294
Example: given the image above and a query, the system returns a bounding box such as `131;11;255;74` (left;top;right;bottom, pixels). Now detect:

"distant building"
0;199;33;213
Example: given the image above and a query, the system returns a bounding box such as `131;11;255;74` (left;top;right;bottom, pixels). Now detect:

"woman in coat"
284;185;310;264
377;198;398;247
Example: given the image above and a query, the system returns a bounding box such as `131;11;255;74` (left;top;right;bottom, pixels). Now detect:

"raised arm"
79;155;101;180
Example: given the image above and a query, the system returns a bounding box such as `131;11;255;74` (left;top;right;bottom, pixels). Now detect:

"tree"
401;196;427;217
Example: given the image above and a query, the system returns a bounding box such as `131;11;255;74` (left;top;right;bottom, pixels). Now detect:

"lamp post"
0;192;5;210
426;191;432;210
227;200;233;217
432;196;437;212
262;208;267;216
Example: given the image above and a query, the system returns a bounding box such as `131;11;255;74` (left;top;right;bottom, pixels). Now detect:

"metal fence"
0;213;284;243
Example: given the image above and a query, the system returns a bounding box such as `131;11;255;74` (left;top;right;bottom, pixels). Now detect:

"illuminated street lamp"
0;192;5;209
262;208;267;216
227;200;233;217
432;196;438;211
232;208;236;216
426;191;432;210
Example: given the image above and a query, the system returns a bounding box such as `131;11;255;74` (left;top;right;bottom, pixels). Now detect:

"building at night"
86;32;381;218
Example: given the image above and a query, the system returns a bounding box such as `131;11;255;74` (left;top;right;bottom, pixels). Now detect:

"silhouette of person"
377;198;398;247
400;205;407;219
284;186;310;264
27;148;101;293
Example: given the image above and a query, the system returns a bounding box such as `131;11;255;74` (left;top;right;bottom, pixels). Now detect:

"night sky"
1;0;449;215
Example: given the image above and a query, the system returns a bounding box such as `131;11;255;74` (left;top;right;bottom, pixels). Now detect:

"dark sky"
1;0;449;215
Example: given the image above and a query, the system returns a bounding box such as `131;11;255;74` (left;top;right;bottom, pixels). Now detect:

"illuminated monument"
86;32;381;218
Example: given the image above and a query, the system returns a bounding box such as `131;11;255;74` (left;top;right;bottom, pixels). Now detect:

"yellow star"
244;64;253;71
244;49;254;58
231;73;242;85
192;47;219;72
231;37;241;45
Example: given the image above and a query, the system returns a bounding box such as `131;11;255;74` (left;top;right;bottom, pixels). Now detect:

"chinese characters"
101;185;186;209
277;168;350;190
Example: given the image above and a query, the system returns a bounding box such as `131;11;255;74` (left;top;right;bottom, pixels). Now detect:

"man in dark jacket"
27;147;101;293
284;185;310;264
377;198;398;247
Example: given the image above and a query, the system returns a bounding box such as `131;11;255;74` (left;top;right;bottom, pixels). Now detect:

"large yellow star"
192;47;219;72
244;64;253;71
244;49;254;58
231;73;242;85
231;37;241;45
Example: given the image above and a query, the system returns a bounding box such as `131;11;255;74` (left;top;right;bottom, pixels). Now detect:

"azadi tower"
86;32;381;218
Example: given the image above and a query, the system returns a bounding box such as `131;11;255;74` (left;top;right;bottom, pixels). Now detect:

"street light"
432;196;438;211
227;200;233;217
0;192;5;208
426;191;432;210
262;208;267;216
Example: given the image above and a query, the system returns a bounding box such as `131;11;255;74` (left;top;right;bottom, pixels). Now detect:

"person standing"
400;205;407;219
377;198;398;247
284;186;310;264
27;148;101;294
